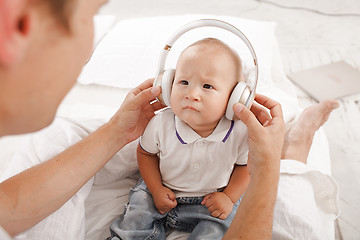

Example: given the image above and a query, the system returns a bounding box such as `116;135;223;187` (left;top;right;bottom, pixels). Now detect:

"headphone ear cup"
226;82;252;120
160;69;175;107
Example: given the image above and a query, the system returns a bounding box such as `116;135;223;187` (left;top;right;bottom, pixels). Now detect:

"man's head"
170;38;244;136
0;0;108;136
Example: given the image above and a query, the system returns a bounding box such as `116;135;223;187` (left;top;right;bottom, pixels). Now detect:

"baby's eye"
203;84;213;89
180;80;188;85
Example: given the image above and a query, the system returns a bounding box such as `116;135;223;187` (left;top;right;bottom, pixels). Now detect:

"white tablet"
287;61;360;102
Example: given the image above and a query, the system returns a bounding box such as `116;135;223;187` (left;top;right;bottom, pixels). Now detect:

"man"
0;0;338;239
0;0;164;236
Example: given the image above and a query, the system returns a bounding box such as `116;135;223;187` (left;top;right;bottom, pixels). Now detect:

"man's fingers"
132;78;155;96
132;85;161;106
254;94;283;120
234;103;262;133
250;101;271;125
234;95;285;136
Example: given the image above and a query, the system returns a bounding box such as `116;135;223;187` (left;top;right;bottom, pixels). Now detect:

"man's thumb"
151;86;161;96
233;103;261;132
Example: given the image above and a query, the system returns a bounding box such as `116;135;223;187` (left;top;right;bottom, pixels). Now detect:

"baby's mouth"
184;106;199;112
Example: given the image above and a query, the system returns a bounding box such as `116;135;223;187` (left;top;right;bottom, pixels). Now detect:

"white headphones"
153;19;259;120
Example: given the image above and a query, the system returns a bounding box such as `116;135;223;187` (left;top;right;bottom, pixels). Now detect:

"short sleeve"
139;113;161;154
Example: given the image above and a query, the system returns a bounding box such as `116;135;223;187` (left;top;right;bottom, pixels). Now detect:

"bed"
0;15;339;240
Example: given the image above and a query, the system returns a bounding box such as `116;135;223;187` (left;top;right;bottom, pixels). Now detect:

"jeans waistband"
176;196;203;204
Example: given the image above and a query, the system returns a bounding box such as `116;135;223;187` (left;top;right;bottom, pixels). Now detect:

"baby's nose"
186;87;201;101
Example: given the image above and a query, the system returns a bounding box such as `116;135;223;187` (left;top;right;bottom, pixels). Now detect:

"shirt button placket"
191;140;206;183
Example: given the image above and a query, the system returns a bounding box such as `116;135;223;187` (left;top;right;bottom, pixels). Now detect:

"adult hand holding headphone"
234;94;285;175
225;94;285;239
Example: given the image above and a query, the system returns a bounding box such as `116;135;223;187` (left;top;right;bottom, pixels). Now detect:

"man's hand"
234;94;285;176
223;94;285;240
201;192;234;220
108;78;164;146
153;186;177;215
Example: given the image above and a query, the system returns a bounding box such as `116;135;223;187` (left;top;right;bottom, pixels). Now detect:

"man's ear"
0;0;33;67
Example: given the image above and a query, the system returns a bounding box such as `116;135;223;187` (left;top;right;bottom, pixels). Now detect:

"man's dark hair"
42;0;73;30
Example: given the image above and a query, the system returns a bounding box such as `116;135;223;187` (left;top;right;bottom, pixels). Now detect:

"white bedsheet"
0;115;339;240
0;15;339;240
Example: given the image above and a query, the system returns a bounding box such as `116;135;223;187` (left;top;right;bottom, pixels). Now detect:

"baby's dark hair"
186;38;244;83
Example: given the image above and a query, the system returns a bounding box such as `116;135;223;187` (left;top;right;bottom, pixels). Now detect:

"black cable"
254;0;360;18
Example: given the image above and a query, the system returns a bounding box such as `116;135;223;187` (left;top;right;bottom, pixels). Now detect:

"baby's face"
170;45;238;135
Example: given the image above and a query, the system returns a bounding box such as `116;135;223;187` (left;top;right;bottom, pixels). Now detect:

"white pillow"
78;15;276;90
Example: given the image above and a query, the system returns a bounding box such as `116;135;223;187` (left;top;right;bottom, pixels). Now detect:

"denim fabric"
108;179;241;240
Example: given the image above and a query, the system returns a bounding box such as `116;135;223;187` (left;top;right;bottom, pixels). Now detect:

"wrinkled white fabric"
0;226;11;240
273;160;340;240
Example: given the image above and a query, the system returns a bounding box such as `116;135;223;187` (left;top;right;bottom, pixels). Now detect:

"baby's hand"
201;192;234;220
153;186;177;214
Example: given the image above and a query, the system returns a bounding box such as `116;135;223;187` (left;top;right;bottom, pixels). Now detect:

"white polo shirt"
140;108;248;198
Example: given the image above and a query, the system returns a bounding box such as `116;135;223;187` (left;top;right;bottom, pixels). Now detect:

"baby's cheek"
210;98;227;115
170;90;180;107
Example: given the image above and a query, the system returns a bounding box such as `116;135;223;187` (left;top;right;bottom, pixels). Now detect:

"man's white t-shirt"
139;108;248;198
0;226;11;240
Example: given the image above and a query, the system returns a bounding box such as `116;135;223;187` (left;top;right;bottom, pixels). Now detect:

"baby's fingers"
218;212;228;220
167;191;176;201
158;209;167;215
211;209;224;219
201;194;212;205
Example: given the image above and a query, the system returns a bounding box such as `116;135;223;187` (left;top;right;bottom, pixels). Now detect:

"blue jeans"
108;179;241;240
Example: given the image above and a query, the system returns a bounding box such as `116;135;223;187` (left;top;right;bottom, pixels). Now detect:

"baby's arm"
201;165;250;220
137;144;177;214
223;165;250;203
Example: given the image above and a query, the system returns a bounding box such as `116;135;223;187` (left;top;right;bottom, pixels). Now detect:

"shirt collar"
175;116;234;144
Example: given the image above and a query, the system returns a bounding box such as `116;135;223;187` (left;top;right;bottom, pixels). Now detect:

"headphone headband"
154;19;259;108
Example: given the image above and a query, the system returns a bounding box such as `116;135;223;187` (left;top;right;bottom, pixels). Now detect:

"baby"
108;38;250;239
